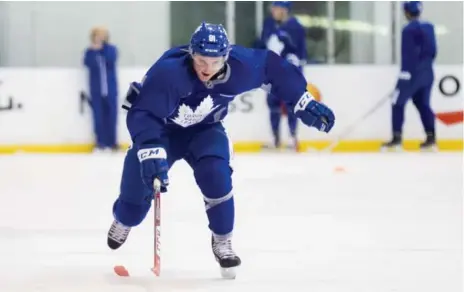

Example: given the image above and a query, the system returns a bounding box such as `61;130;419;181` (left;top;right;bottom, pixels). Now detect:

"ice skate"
286;136;299;152
381;133;403;152
107;219;131;250
212;233;241;279
420;133;438;152
262;134;281;151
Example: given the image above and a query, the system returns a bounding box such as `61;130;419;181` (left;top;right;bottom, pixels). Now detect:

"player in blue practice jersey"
107;22;335;277
257;1;307;150
382;1;437;151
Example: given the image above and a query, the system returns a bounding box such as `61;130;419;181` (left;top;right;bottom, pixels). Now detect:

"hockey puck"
114;265;130;277
334;166;346;173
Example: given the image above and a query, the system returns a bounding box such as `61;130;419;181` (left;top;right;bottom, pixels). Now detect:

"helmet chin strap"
209;63;228;81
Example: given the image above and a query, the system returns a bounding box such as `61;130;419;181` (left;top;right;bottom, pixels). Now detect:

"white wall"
0;66;461;146
0;2;170;67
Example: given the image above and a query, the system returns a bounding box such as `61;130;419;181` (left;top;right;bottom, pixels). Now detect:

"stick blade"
151;265;160;276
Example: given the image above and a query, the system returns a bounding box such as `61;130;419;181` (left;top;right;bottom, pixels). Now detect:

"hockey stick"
113;179;162;278
320;93;392;153
151;178;161;277
151;179;162;276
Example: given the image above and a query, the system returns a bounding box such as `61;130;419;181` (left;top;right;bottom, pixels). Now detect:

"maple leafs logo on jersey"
171;95;220;128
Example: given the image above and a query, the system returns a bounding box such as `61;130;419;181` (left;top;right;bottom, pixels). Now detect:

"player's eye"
194;58;207;66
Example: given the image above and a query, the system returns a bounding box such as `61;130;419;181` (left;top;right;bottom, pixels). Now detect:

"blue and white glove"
137;145;169;193
122;81;142;111
294;92;335;133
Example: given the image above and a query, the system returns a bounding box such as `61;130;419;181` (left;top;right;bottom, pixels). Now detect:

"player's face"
404;11;413;21
192;54;226;82
270;6;286;21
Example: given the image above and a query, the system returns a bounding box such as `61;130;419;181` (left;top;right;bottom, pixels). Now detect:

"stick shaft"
153;179;161;276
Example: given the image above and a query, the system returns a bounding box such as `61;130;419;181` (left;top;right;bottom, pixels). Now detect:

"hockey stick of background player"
320;92;393;153
151;178;162;276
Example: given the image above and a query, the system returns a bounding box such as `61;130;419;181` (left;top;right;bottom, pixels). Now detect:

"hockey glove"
122;81;142;111
294;92;335;133
137;145;169;193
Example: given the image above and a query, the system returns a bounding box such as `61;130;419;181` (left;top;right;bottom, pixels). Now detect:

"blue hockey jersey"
84;43;119;98
124;45;308;146
398;19;437;85
258;16;307;68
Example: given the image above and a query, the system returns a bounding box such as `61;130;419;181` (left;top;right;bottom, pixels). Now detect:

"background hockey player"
382;1;437;151
107;22;335;278
83;26;119;152
256;1;308;151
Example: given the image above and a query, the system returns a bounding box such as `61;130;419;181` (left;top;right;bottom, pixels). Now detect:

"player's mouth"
201;72;212;79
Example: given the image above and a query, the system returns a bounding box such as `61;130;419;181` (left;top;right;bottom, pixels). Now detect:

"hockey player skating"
107;22;335;278
382;1;437;151
257;1;307;151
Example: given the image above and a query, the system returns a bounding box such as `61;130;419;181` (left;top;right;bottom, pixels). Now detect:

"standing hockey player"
107;22;335;278
257;1;307;150
382;1;437;151
84;26;119;152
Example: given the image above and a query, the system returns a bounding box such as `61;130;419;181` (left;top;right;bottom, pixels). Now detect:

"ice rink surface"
0;152;462;292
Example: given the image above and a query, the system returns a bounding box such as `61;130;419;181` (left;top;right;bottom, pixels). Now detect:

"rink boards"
0;65;461;153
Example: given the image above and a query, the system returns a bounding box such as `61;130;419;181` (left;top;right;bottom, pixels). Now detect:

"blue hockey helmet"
403;1;422;17
272;1;292;10
189;22;230;58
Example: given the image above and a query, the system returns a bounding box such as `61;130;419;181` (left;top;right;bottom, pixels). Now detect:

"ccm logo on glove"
137;148;167;161
294;92;314;113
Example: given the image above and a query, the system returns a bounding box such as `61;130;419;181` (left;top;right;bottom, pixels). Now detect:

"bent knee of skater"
194;157;232;198
113;199;151;227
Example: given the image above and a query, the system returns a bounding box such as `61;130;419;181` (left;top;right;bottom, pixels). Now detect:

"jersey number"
208;35;216;42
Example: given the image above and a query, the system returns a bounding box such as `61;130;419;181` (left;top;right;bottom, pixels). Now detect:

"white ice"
0;152;462;292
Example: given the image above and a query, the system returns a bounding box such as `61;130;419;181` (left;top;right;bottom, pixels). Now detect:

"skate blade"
261;145;298;153
151;266;160;277
261;145;280;151
380;145;403;153
220;267;237;279
420;145;438;152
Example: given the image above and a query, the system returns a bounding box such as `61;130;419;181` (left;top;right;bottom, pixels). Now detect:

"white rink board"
0;66;461;145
